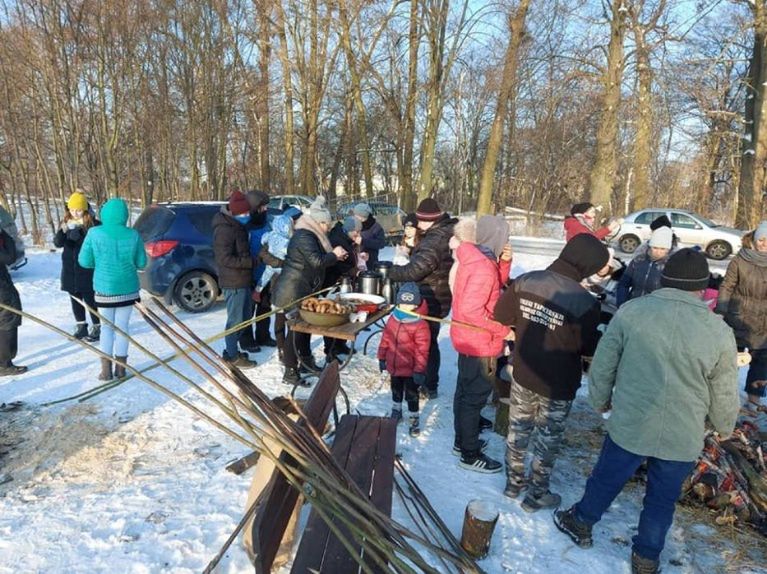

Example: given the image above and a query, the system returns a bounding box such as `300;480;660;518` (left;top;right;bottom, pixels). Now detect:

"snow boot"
223;352;257;369
73;322;88;339
631;552;660;574
521;490;561;513
458;451;502;474
390;408;403;424
0;363;27;376
114;356;127;379
84;324;101;342
98;357;113;381
503;481;525;500
283;367;310;387
409;414;420;437
553;506;593;549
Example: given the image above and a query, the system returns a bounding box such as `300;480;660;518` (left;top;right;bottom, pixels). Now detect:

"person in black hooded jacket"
272;197;348;386
0;229;25;375
388;198;457;397
493;233;609;513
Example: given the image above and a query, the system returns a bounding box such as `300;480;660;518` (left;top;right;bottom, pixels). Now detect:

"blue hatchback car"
135;202;279;313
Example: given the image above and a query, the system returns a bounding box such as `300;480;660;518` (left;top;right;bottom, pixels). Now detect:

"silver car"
615;208;744;260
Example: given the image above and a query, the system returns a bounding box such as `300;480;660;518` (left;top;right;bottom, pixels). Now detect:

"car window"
670;213;699;229
268;197;282;210
633;211;659;225
295;196;312;207
186;208;219;237
134;206;175;240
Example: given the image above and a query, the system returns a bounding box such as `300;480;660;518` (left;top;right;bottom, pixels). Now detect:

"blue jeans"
574;435;694;561
223;288;251;357
99;305;133;357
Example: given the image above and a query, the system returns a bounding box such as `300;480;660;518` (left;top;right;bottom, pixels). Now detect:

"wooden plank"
369;417;397;517
316;417;381;573
290;415;360;574
289;307;391;341
250;363;341;574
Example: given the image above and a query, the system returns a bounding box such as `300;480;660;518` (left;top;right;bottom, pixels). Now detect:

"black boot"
0;363;27;376
84;324;101;342
553;506;593;548
283;367;310;387
631;552;660;574
73;322;88;339
298;355;320;373
98;357;113;381
114;355;128;379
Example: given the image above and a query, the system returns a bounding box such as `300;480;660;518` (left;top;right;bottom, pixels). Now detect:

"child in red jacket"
378;282;431;436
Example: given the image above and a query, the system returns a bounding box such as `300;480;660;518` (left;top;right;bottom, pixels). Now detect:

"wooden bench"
290;414;398;574
248;360;342;574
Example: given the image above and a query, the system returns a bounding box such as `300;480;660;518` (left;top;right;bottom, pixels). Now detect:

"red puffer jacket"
377;302;431;377
564;215;612;242
450;243;510;357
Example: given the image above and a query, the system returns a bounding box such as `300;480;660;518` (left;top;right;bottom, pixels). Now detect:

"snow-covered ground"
0;244;764;573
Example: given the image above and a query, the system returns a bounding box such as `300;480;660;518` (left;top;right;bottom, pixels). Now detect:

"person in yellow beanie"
54;190;101;341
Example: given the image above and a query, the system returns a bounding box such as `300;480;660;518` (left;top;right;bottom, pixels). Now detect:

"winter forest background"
0;0;762;243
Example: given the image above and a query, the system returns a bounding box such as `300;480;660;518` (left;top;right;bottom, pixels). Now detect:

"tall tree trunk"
737;1;767;229
339;0;373;197
631;31;652;209
275;3;295;195
400;0;421;212
257;1;271;191
476;0;531;216
588;0;627;214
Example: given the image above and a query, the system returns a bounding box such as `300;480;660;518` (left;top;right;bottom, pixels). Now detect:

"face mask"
234;213;251;225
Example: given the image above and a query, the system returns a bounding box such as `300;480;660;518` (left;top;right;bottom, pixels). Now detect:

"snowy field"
0;244;765;573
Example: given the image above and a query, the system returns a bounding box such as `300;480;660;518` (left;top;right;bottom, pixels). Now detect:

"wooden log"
494;397;510;437
460;499;499;559
226;451;261;475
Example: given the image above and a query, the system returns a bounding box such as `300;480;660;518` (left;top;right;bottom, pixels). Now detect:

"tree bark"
588;0;627;214
476;0;531;216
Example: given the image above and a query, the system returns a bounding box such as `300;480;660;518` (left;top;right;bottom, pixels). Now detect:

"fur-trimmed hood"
452;217;476;244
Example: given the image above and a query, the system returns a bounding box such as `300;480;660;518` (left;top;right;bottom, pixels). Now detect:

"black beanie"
557;234;610;279
660;248;709;291
650;215;672;231
416;198;443;222
571;202;594;216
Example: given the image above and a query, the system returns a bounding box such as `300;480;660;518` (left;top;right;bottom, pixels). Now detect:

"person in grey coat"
554;249;739;574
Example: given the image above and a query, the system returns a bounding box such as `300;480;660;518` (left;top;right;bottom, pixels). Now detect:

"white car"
615;208;744;260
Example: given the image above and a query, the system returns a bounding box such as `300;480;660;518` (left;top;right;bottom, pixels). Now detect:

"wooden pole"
460;500;499;559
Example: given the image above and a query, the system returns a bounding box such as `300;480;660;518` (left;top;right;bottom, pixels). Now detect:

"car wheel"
706;240;732;261
173;271;219;313
618;234;640;254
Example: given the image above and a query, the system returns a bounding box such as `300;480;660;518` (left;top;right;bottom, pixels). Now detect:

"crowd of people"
0;190;762;573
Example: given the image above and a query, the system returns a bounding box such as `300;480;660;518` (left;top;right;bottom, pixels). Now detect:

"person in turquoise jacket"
78;198;147;381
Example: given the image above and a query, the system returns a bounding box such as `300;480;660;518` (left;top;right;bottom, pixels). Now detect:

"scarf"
739;248;767;268
393;307;420;323
294;214;333;253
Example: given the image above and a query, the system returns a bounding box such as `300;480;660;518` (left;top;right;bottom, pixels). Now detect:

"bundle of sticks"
684;421;767;533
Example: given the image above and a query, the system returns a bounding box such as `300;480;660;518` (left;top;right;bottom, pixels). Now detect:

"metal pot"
374;261;393;281
381;279;394;304
358;270;382;296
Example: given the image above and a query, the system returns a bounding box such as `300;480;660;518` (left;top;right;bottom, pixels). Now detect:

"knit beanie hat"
661;248;709;291
67;192;88;212
755;221;767;242
308;196;332;225
416;198;443;222
650;215;672;231
476;215;510;258
558;233;610;279
353;203;372;218
649;226;673;249
403;212;417;228
342;215;361;234
228;191;250;216
570;202;594;216
396;281;422;306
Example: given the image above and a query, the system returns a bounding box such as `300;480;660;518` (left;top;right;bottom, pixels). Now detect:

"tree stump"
460;499;499;559
494;397;510;437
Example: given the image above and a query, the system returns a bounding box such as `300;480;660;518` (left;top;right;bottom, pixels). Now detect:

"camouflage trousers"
505;380;573;498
